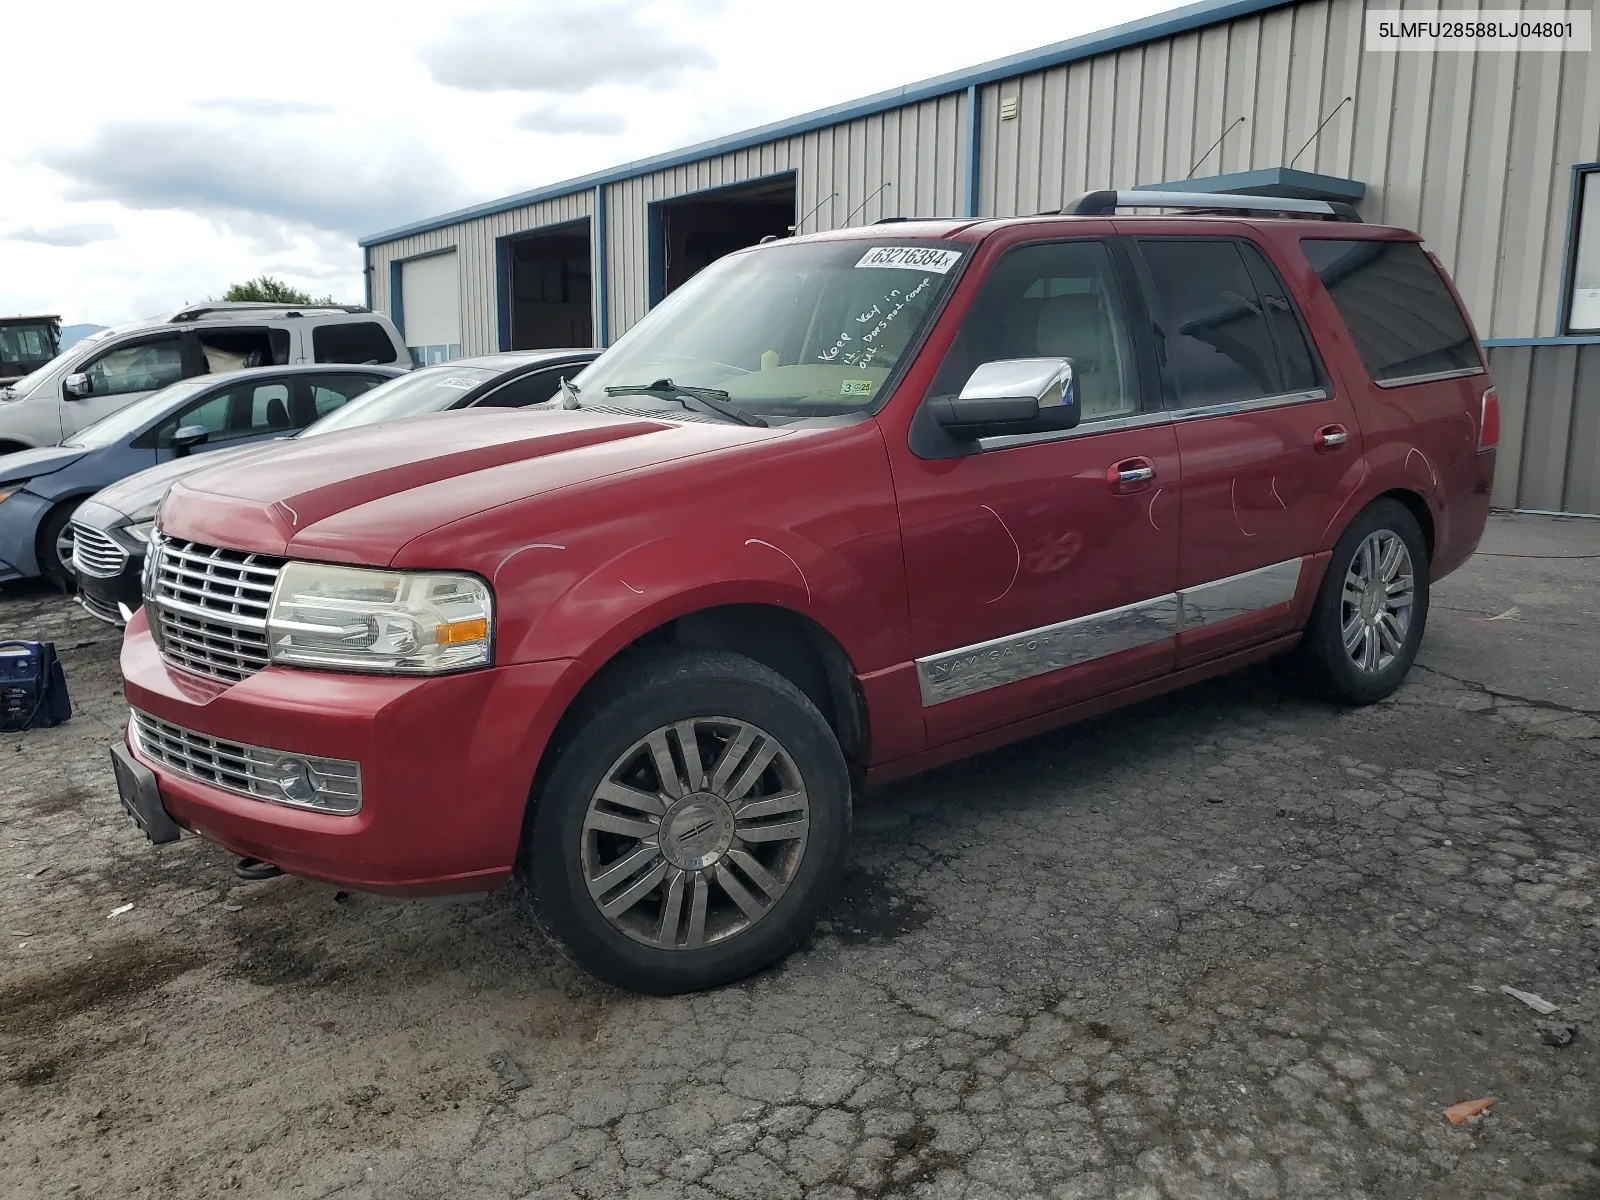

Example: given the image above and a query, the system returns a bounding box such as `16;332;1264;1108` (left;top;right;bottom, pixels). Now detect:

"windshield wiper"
603;378;767;427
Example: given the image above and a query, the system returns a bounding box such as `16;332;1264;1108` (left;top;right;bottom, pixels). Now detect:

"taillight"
1478;387;1500;452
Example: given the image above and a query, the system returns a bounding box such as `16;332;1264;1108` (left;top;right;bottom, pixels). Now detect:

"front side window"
926;239;1139;422
84;336;185;397
1301;239;1479;383
1567;169;1600;334
573;239;967;422
1137;239;1286;408
156;380;299;445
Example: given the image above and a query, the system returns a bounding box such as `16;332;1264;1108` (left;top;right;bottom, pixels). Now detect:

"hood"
0;445;87;486
162;407;788;564
90;442;277;520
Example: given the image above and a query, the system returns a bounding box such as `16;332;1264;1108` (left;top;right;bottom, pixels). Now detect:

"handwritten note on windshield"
817;275;936;369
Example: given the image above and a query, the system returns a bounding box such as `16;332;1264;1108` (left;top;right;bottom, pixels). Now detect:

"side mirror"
928;358;1079;441
171;425;209;456
63;372;92;399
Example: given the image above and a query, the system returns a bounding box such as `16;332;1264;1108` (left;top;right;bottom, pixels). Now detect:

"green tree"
221;276;339;305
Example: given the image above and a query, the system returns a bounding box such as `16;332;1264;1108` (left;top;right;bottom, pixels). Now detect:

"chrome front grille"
70;523;128;579
148;537;283;683
128;709;361;814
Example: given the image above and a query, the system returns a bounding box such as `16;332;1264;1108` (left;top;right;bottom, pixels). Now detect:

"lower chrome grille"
76;589;124;626
71;523;129;578
128;709;361;814
147;536;284;683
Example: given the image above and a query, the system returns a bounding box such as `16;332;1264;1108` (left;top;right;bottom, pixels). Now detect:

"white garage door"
401;252;461;365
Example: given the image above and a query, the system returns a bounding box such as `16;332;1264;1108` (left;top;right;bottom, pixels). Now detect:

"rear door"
1131;234;1362;666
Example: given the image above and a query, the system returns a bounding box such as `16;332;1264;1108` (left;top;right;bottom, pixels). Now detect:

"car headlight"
0;485;24;505
266;562;493;674
126;519;156;543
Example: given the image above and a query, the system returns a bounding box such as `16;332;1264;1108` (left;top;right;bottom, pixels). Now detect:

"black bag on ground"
0;640;72;733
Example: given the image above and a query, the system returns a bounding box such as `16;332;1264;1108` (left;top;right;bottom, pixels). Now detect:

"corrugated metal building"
361;0;1600;514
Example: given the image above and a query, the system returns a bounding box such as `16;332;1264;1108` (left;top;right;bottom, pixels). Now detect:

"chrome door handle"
1315;424;1349;451
1119;466;1155;483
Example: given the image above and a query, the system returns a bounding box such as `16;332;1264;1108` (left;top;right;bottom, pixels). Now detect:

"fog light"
267;757;317;805
242;747;363;814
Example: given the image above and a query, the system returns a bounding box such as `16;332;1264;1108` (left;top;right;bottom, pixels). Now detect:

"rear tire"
36;499;83;590
524;649;851;994
1297;498;1429;704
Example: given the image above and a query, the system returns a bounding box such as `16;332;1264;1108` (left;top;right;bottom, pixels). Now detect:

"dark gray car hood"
86;443;278;520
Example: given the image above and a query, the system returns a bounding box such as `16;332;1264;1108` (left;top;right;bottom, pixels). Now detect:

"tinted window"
84;336;185;397
475;366;573;408
1138;240;1283;407
314;321;399;365
1239;242;1320;392
310;375;383;417
927;240;1140;421
1301;239;1479;382
157;380;297;445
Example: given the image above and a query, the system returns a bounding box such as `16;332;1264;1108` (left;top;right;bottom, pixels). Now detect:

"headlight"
126;519;156;543
266;562;493;674
0;485;24;504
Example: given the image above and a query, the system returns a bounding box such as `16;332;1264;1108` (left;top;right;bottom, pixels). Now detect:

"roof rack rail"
1060;189;1362;222
167;302;372;323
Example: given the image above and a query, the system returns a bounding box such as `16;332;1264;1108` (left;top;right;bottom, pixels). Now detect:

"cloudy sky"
2;0;1186;328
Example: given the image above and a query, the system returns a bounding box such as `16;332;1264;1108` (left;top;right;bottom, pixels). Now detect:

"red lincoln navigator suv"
114;192;1498;993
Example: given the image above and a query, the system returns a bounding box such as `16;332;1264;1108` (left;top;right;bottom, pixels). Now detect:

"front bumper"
76;557;144;624
0;489;48;581
119;611;580;896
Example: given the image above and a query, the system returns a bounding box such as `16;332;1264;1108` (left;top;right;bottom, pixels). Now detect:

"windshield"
303;364;499;435
62;378;214;448
572;239;967;422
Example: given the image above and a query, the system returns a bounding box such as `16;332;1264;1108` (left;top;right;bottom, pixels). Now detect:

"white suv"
0;303;408;452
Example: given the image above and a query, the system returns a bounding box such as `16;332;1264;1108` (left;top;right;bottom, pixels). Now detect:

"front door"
1132;235;1364;665
60;332;192;437
887;236;1181;746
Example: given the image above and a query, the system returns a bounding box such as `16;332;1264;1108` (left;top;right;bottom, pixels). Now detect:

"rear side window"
1136;239;1288;408
314;321;399;365
1301;240;1479;383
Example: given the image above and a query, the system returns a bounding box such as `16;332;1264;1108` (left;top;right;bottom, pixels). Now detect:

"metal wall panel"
1488;345;1600;517
975;0;1600;340
600;93;966;337
366;192;594;357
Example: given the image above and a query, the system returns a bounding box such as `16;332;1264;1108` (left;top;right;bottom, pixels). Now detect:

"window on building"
1567;168;1600;335
1301;239;1479;383
927;240;1140;422
1136;239;1286;407
314;321;400;364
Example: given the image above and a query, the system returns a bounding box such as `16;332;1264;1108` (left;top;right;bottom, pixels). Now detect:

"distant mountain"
60;324;107;349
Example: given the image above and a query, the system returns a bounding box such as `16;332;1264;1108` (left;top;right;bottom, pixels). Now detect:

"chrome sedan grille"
70;523;129;579
148;537;283;683
128;709;361;814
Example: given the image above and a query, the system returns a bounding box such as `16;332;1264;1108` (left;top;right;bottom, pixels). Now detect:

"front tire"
1298;498;1430;704
525;649;851;994
36;499;83;590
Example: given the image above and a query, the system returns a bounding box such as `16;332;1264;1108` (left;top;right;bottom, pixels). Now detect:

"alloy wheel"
580;716;811;950
1341;529;1415;674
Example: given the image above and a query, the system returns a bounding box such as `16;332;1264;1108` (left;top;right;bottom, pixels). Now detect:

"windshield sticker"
840;380;873;396
855;246;963;273
435;376;479;390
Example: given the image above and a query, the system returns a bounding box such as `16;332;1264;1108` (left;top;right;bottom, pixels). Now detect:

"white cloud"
0;0;1189;328
4;223;118;247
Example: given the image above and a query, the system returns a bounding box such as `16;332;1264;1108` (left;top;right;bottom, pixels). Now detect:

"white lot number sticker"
436;376;480;390
855;246;963;273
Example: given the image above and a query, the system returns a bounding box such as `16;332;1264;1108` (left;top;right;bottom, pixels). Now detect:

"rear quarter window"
313;321;400;365
1300;239;1480;384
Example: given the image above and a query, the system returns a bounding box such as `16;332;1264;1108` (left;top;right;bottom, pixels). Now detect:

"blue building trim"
1482;335;1600;348
1556;162;1600;336
363;250;372;311
964;85;981;218
1139;167;1366;201
595;185;610;347
359;0;1298;249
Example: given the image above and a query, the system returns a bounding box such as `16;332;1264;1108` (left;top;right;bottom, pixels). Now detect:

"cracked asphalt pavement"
2;513;1597;1199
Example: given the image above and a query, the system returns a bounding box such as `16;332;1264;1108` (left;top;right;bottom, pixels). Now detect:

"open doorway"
508;220;593;348
652;173;797;304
